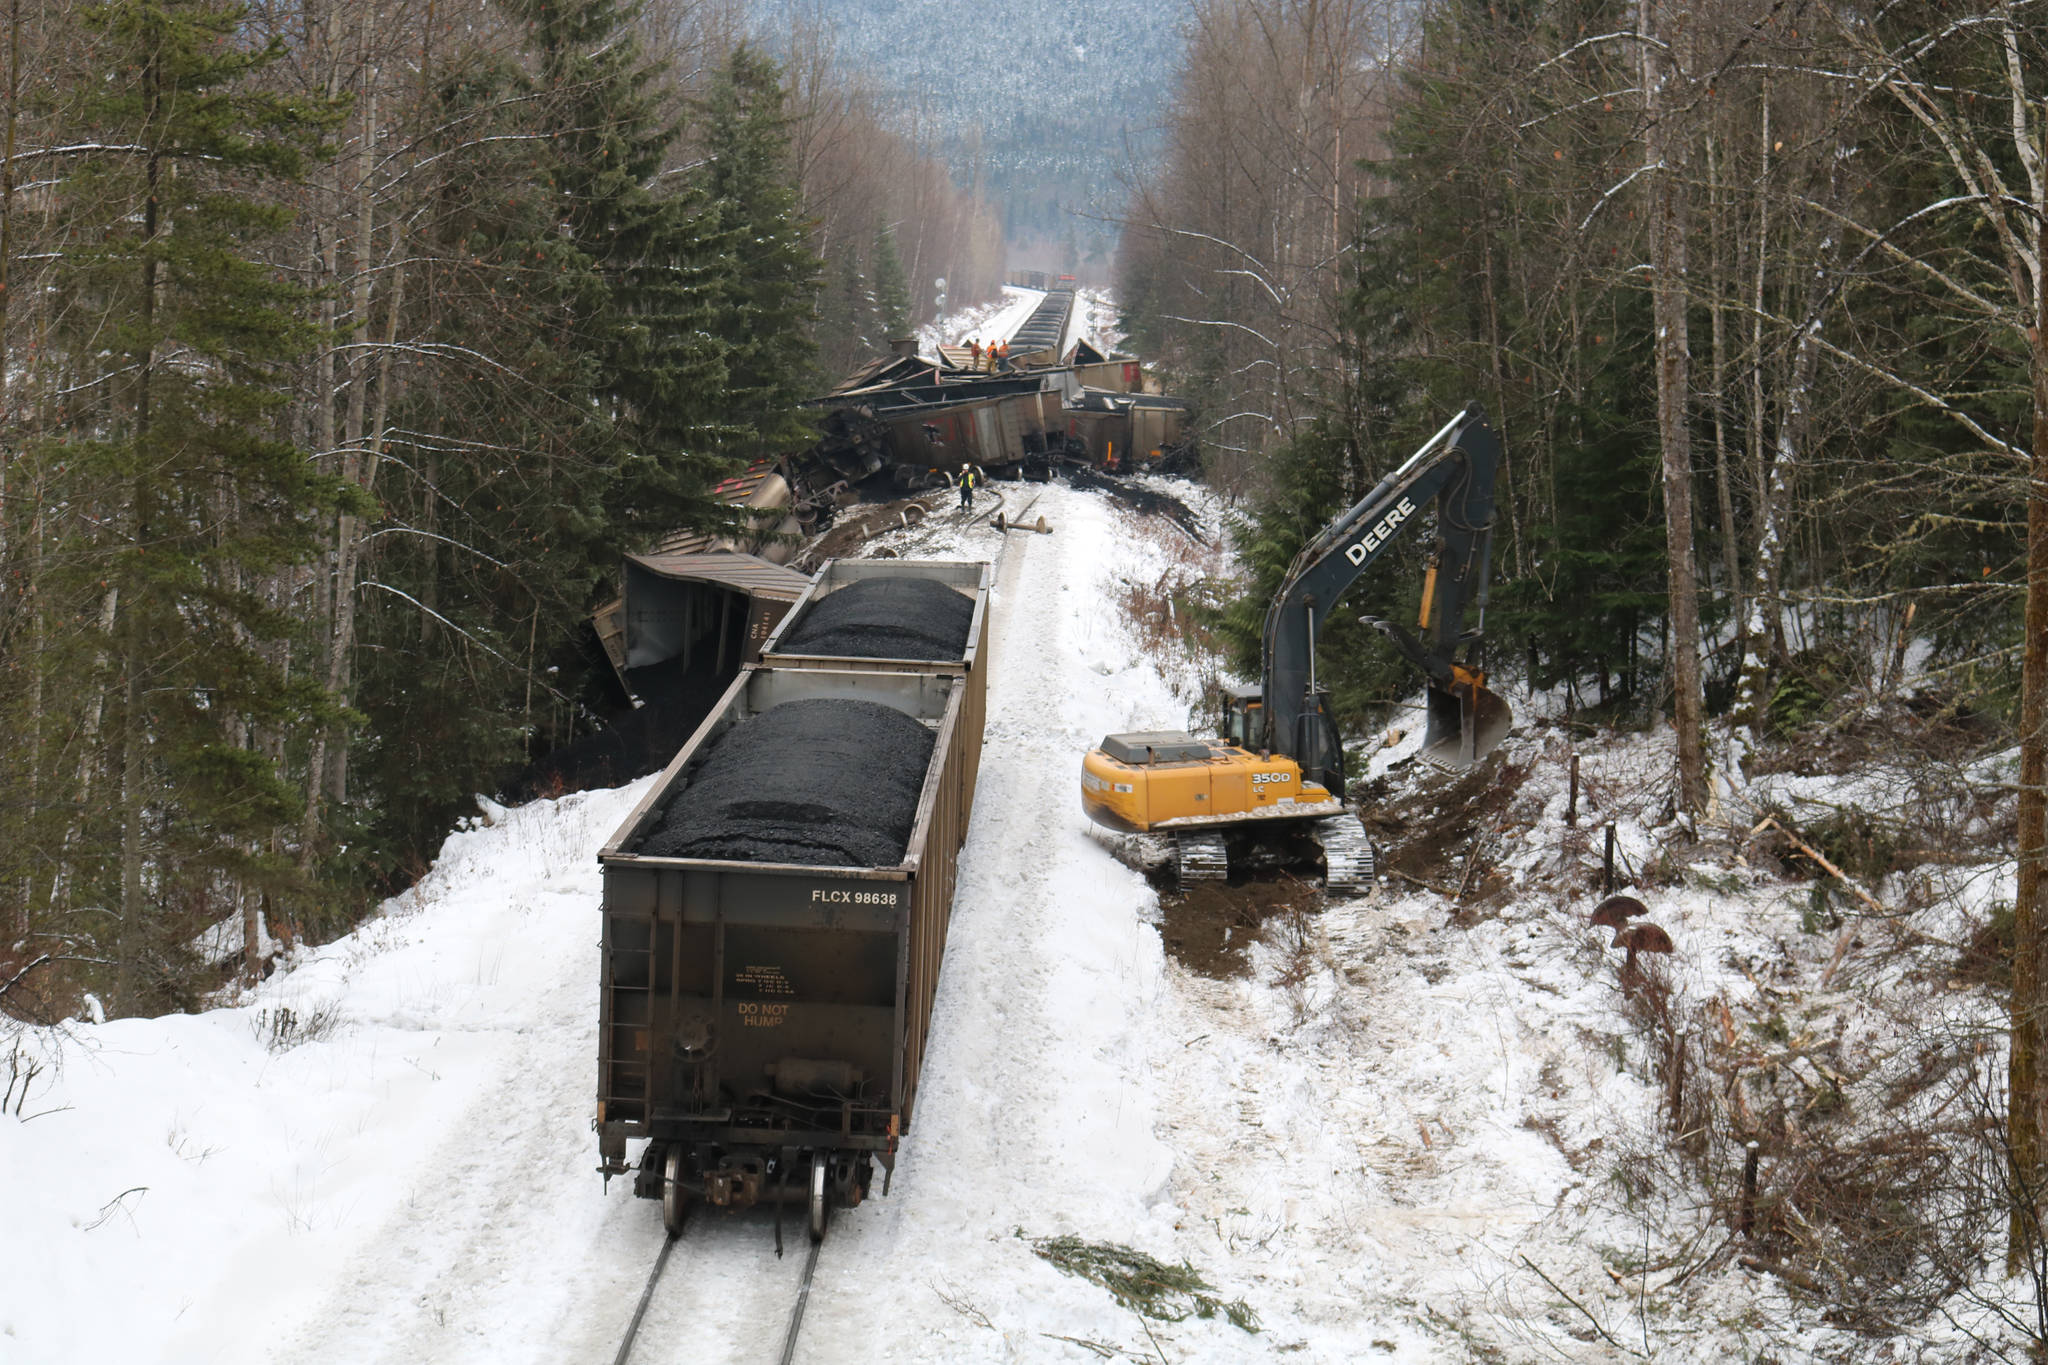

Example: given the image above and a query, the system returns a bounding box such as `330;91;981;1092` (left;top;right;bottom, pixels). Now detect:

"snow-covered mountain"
753;0;1187;266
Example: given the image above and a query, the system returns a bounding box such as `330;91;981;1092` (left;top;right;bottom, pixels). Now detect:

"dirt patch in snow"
1357;751;1533;914
1157;875;1322;979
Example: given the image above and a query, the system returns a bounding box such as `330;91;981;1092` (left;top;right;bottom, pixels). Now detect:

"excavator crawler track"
1314;816;1376;895
1173;832;1230;885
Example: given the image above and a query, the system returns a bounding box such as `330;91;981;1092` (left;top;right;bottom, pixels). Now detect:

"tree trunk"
117;663;144;1007
48;586;119;918
1707;135;1742;653
300;0;343;831
298;26;356;865
0;1;16;774
329;241;404;813
1739;142;1849;741
1642;0;1706;816
1744;80;1770;734
0;0;15;439
118;94;163;1008
20;498;40;935
2010;170;2048;1272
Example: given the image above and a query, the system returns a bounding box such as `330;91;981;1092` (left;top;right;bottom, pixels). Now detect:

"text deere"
1344;497;1417;565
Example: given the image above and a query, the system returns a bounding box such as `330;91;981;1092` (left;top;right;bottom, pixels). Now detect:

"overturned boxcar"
595;562;989;1242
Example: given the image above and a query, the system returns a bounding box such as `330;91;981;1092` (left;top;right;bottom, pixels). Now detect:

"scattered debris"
1064;467;1207;541
1357;750;1530;903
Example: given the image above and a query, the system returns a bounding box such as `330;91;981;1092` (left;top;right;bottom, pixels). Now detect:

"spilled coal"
639;698;936;867
778;577;973;661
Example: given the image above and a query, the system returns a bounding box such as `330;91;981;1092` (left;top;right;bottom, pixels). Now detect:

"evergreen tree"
872;227;912;341
44;0;350;1007
1212;419;1426;739
699;45;825;459
346;0;741;878
507;0;737;561
814;251;872;380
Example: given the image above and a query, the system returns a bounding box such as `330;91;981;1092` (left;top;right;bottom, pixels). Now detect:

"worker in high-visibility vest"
957;465;977;510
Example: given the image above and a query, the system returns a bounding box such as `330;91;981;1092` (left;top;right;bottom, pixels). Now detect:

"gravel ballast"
777;577;973;662
639;698;937;867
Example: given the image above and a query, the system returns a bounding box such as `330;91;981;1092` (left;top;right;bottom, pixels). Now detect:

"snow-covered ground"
2;474;2021;1362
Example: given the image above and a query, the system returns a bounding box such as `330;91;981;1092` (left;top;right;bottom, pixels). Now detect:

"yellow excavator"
1081;404;1512;890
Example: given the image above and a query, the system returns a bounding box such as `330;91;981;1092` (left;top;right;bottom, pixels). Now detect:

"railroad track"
612;1214;827;1365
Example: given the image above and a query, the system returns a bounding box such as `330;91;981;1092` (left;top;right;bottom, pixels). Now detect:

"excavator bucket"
1420;679;1512;771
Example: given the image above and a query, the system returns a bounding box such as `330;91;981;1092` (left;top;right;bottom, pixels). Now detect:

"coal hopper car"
594;560;989;1242
759;558;989;763
1004;288;1074;358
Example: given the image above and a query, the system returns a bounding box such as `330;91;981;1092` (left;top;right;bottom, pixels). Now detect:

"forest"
1117;0;2048;1334
0;0;1006;1017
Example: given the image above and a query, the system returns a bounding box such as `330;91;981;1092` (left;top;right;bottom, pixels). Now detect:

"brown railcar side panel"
896;582;984;1128
898;679;967;1131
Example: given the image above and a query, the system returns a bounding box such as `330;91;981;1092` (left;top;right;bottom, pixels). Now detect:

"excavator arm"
1260;403;1507;793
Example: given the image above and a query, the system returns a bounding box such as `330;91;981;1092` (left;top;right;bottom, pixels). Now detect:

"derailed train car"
594;560;988;1242
802;308;1192;487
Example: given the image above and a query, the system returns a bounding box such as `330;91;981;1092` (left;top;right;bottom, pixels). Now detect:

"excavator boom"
1261;404;1507;791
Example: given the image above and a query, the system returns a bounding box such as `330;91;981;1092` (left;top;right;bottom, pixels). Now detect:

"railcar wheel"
808;1153;829;1243
662;1144;687;1236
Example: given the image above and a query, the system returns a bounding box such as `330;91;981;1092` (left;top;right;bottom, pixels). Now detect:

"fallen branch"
1380;867;1459;898
1738;1254;1830;1296
0;953;53;1000
1040;1335;1137;1361
1749;815;1887;917
83;1186;148;1232
930;1279;995;1330
1519;1254;1646;1358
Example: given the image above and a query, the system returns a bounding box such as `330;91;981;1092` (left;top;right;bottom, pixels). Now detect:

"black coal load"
640;698;936;867
778;577;972;662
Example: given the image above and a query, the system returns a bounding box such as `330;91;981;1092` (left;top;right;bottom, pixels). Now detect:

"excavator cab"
1217;685;1265;751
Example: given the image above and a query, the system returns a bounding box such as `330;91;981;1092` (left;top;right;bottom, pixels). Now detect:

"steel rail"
776;1238;825;1365
611;1216;827;1365
611;1230;682;1365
